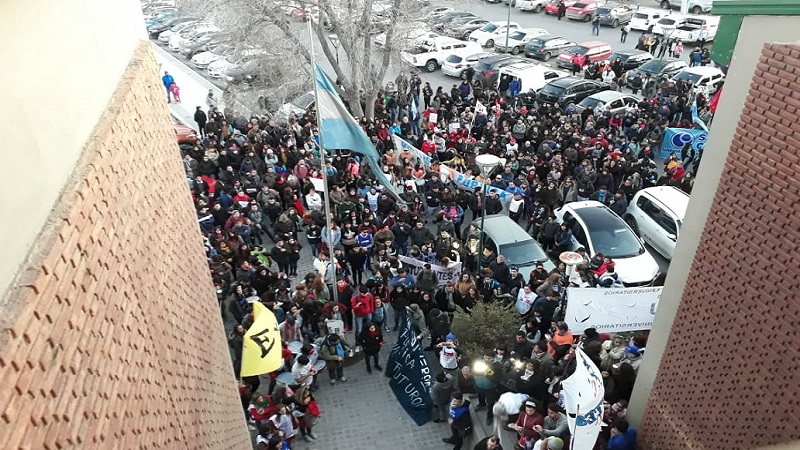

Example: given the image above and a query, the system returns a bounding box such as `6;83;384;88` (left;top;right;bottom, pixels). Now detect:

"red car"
174;124;199;144
544;0;576;15
566;0;600;21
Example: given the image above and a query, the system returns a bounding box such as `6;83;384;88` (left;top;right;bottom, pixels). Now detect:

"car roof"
632;7;663;15
584;90;635;102
535;35;566;42
561;201;626;228
611;49;650;57
548;76;589;87
680;66;723;75
478;215;536;245
639;186;690;219
576;41;609;47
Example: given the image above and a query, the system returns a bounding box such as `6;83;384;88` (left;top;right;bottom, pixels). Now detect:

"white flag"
560;349;604;450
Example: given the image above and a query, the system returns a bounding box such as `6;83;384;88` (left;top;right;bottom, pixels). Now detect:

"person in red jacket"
351;286;375;349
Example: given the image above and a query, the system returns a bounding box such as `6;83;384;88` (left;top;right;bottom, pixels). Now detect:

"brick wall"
0;43;250;449
637;44;800;449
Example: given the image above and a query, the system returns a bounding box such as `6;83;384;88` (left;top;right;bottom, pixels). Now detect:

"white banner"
565;287;663;334
392;135;432;169
438;164;512;202
397;255;462;286
561;349;604;450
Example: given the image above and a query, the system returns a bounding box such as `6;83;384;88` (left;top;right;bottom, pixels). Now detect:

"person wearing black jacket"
485;191;503;215
346;247;368;286
389;285;410;331
194;106;207;137
270;240;291;275
360;322;384;373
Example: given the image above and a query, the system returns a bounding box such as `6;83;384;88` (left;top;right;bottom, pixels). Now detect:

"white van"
498;61;568;92
401;36;483;72
624;186;690;260
629;8;663;32
671;16;720;42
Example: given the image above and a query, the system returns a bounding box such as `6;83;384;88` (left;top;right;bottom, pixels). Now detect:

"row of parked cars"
478;186;689;286
142;1;273;85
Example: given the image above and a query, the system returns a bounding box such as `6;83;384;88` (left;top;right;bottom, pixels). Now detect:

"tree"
183;0;429;119
450;303;521;363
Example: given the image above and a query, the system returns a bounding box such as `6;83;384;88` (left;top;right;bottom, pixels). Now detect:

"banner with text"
439;164;512;202
561;348;604;450
398;255;462;286
660;128;708;159
392;135;432;169
385;310;433;426
565;287;663;334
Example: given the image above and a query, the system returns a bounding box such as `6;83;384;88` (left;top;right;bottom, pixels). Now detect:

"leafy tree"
451;303;521;363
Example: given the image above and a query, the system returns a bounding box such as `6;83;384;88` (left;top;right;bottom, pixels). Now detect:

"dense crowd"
180;45;710;448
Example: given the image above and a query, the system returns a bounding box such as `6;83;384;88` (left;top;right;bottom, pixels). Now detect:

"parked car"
147;15;197;38
565;0;600;22
168;24;220;51
180;34;227;59
537;77;611;106
595;3;635;27
277;91;316;119
657;0;712;14
555;201;661;286
474;215;556;276
442;17;491;40
401;36;482;72
498;62;568;92
420;5;455;19
651;14;686;36
671;16;720;42
468;21;520;48
604;49;653;71
555;41;613;69
157;20;204;43
671;66;725;93
544;0;576;15
494;27;548;54
624;186;689;260
191;44;234;69
442;52;495;78
625;58;688;83
517;0;548;13
524;35;576;61
575;91;642;115
428;11;477;27
374;28;439;49
472;54;524;89
629;8;663;32
174;123;199;145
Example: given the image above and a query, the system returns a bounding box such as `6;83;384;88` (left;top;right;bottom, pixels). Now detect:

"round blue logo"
670;131;695;149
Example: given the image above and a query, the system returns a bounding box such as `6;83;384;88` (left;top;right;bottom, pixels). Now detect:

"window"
544;71;560;80
573;223;589;247
608;99;623;109
637;196;677;235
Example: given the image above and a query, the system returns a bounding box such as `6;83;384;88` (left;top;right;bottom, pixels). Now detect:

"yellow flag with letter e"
241;302;282;377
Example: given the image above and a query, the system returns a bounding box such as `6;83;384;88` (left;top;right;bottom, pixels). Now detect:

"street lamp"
329;33;340;65
475;153;500;273
505;0;513;52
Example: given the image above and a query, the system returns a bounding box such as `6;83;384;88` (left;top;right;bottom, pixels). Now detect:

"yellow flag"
241;302;283;377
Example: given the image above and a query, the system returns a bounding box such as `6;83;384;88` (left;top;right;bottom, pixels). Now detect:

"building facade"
628;2;800;449
0;0;250;448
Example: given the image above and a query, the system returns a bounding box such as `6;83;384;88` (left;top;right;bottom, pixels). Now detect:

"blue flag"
384;310;432;426
313;66;404;202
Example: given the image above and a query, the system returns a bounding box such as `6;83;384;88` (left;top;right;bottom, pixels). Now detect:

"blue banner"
384;310;432;426
660;128;708;159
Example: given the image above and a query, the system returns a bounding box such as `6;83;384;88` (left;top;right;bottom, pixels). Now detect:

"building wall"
0;0;147;297
630;15;800;450
0;42;250;449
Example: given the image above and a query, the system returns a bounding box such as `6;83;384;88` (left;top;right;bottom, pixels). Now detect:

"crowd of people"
179;36;712;447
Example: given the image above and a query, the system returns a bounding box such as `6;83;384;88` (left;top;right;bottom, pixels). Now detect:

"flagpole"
307;19;339;310
570;403;579;450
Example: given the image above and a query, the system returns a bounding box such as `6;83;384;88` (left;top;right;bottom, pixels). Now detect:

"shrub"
450;302;521;363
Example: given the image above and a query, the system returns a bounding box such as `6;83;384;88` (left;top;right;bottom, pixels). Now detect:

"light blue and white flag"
561;348;605;450
313;65;403;202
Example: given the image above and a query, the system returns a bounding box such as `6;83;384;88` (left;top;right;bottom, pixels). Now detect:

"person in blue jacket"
607;419;637;450
161;71;174;103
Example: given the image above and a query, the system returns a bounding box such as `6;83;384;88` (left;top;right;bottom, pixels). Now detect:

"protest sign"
385;310;432;426
397;255;462;286
565;287;663;334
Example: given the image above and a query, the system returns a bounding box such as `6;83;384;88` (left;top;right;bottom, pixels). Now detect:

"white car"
207;57;234;78
277;91;316;120
401;36;482;72
651;14;686;36
157;20;200;43
671;66;725;94
554;201;660;286
517;0;548;12
670;16;720;42
623;186;689;260
168;24;220;51
374;27;439;49
629;8;663;32
442;52;494;78
468;21;520;48
191;44;233;69
494;27;548;54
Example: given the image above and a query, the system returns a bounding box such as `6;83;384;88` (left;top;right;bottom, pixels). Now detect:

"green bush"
450;303;521;363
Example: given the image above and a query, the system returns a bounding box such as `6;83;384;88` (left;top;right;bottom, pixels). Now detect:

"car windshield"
597;7;612;14
632;13;649;19
567;45;588;55
499;241;549;266
528;38;546;48
673;71;702;83
446;55;463;63
292;92;315;108
573;2;588;8
480;23;499;32
509;31;527;40
578;97;601;109
540;84;566;96
659;18;677;25
589;227;644;258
